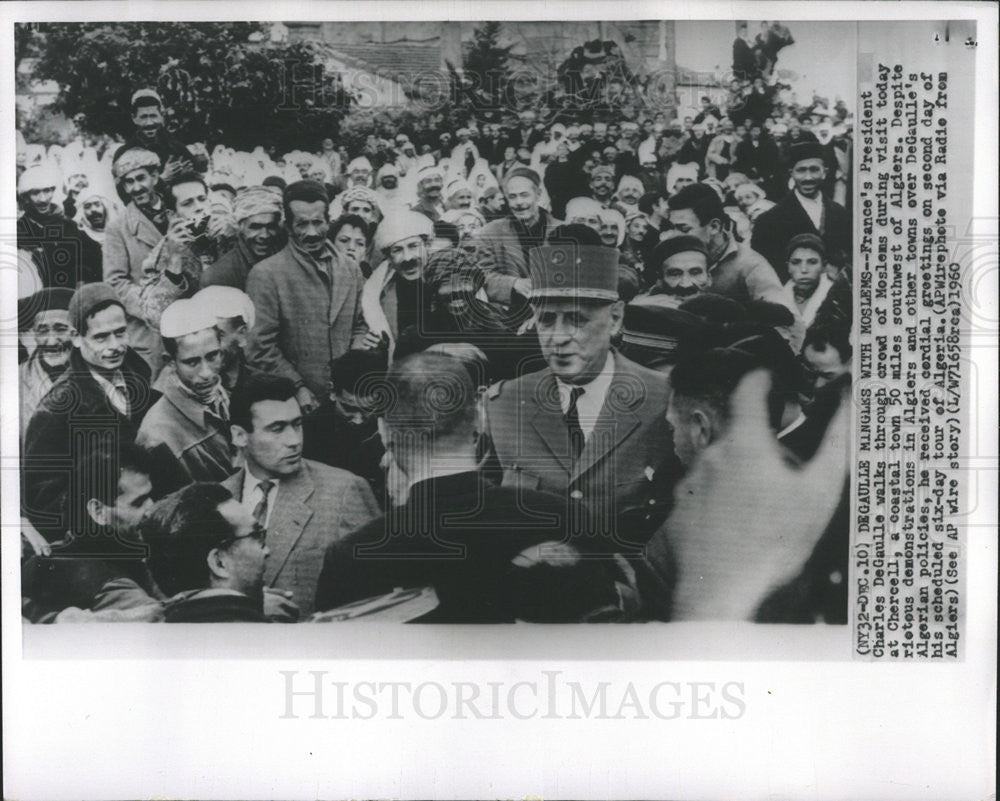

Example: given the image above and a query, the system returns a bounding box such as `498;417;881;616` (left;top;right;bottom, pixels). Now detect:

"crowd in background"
15;25;854;625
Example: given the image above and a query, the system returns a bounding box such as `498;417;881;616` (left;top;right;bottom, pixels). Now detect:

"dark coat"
313;471;623;622
163;589;265;622
751;192;852;279
201;238;257;290
302;403;385;500
732;36;756;79
17;209;103;288
21;533;158;623
22;348;156;541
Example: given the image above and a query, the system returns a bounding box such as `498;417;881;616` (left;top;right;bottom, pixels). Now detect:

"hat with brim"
622;300;708;363
528;244;619;302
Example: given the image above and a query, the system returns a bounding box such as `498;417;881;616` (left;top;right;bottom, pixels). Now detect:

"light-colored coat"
246;243;367;399
136;374;234;484
102;201;185;375
472;212;562;305
222;459;380;616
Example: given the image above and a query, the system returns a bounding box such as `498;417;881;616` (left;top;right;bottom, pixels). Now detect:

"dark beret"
649;234;708;268
18;287;75;331
784;232;826;261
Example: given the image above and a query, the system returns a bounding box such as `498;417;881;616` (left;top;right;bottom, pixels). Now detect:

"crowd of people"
16;34;854;624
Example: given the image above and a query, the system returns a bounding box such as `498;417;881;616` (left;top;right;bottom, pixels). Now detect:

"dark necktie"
252;480;275;528
564;386;585;460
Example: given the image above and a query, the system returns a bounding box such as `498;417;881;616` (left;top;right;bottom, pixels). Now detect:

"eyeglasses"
222;523;267;548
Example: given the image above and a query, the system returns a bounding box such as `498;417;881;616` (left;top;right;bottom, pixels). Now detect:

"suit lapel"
223;468;243;499
264;463;316;586
789;194;820;235
528;371;574;475
326;256;352;327
128;203;162;249
571;359;643;482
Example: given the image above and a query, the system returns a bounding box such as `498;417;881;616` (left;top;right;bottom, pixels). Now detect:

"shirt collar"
794;189;823;209
555;351;616;398
710;232;738;270
290;239;335;273
243;465;280;499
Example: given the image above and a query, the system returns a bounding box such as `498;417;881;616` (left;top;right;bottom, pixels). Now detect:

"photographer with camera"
137;171;230;335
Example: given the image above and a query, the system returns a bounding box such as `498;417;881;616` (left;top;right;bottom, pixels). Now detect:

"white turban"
598;208;626;246
232;186;283;224
616;175;644;199
373;210;433;253
666;162;700;193
565;196;603;221
112;148;161;180
445;177;473;200
17;163;62;195
193;285;256;329
347;157;373;174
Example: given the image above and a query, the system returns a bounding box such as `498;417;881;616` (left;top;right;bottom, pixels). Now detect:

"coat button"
570;490;583;500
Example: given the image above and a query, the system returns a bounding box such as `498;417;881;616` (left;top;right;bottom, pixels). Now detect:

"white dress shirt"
242;467;280;529
555;352;616;441
794;190;824;232
89;368;130;417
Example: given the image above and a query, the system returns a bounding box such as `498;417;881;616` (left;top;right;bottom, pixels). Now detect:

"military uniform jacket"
486;352;678;549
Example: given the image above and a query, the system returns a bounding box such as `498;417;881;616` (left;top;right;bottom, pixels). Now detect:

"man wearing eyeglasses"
142;482;271;623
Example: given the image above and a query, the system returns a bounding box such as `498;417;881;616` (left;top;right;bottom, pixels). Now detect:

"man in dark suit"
751;142;852;281
23;283;157;543
222;374;380;617
486;242;680;550
314;352;626;622
732;23;756;80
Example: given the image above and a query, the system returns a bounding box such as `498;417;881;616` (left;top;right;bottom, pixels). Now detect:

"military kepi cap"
527;244;620;302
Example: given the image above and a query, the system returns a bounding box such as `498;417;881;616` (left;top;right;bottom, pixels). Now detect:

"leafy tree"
29;22;355;152
457;21;516;117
